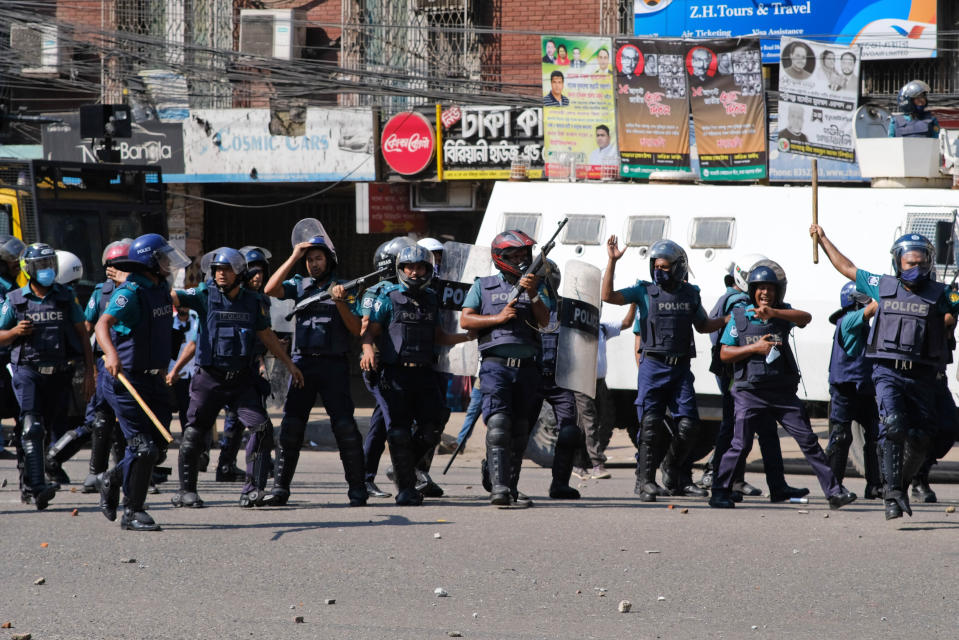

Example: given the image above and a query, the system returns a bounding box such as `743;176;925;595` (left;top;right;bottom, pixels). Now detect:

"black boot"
910;467;937;503
333;420;369;506
215;421;245;482
261;438;297;507
880;440;910;520
863;440;882;499
487;446;511;506
709;487;736;508
824;421;852;484
122;436;160;531
903;435;932;504
46;429;86;486
21;415;57;510
171;427;204;508
84;414;113;493
634;440;665;502
97;467;121;521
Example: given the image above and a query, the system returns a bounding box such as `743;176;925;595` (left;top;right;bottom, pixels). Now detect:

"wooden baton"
811;158;819;264
115;370;174;443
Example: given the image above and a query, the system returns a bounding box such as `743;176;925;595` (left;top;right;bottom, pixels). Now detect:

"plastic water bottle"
766;345;780;364
789;497;808;504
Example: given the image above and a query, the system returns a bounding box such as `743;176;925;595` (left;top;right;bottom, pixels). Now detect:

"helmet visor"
157;245;191;273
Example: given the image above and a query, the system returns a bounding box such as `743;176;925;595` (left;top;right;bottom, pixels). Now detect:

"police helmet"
238;245;271;269
747;262;786;306
102;238;133;267
303;236;337;273
395;244;435;291
374;236;415;280
890;233;934;278
125;234;191;274
732;253;769;291
201;247;247;276
19;243;58;284
898;80;931;114
648;239;688;286
55;250;83;285
839;280;871;310
491;230;535;279
544;258;561;294
417;237;444;253
0;234;25;279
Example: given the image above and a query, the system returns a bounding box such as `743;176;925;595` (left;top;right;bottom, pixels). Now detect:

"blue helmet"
898;80;930;114
839;281;871;310
19;243;58;285
747;263;786;306
305;236;337;271
201;247;246;276
890;233;934;278
395;244;434;290
126;233;191;274
239;245;271;267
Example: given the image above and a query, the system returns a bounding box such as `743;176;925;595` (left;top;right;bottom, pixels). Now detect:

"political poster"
777;37;861;163
633;0;936;62
541;36;617;180
686;38;767;181
613;38;691;178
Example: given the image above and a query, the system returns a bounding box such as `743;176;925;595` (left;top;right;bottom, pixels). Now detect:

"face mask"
35;268;56;287
653;268;671;286
900;266;928;286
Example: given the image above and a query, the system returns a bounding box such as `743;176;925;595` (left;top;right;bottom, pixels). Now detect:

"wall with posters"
633;0;937;62
440;106;544;180
777;37;861;163
541;36;617;180
181;108;376;183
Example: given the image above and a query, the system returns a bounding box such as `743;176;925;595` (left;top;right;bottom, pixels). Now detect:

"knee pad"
180;426;203;455
129;433;159;463
332;419;361;445
416;423;441;448
906;429;931;450
278;418;306;451
387;427;413;449
675;416;700;441
829;421;853;447
485;413;511;449
556;423;582;448
639;413;666;445
21;413;43;442
91;412;112;434
882;413;907;443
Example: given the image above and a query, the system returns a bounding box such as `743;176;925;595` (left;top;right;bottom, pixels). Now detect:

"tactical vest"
827;311;873;386
540;310;559;377
385;287;437;365
892;114;934;138
865;275;945;367
475;275;540;353
111;281;174;372
91;279;116;354
641;283;698;358
730;307;800;391
707;288;747;376
196;284;260;371
8;285;83;365
292;277;349;357
0;278;15;363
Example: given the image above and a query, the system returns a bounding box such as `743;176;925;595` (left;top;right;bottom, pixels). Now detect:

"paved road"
3;414;959;639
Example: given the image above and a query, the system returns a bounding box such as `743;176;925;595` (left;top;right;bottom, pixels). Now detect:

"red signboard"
381;112;436;175
368;183;427;234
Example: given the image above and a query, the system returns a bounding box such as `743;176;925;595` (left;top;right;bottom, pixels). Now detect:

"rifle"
285;266;389;321
506;217;568;304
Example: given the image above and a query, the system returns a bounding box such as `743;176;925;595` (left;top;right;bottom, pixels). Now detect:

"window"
690;217;735;249
562;215;604;245
0;204;11;236
625;216;667;246
502;213;540;239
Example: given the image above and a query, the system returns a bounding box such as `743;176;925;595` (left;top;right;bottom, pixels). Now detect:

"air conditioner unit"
10;23;60;75
411;182;477;211
239;9;306;60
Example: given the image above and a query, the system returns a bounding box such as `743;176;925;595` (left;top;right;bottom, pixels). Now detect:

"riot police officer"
362;244;471;505
0;243;94;510
45;239;130;493
0;235;24;459
889;80;940;138
261;234;366;507
172;247;303;509
711;264;856;510
813;225;959;519
215;245;273;482
602;236;726;502
95;233;187;530
460;230;551;507
825;281;882;499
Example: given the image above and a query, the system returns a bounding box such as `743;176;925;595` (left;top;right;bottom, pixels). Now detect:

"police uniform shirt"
461;273;555;359
280;273;361;316
718;303;798;347
170;309;200;378
855;269;959;316
621;281;708;333
0;275;16;297
887;114;941;138
597;321;621;379
103;273;172;335
83;284;109;324
173;282;271;347
0;284;85;365
836;307;869;358
360;281;394;318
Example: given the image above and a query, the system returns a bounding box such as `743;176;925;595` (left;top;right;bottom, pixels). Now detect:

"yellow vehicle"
0;159;167;298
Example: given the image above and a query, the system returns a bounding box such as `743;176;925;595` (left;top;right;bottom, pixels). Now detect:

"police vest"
90;279;116;354
827;310;872;387
7;285;83;365
892;114;934;138
641;283;699;358
196;284;260;371
730;307;800;391
292;277;349;357
0;278;15;363
475;275;540;353
540;310;559;377
865;275;945;367
707;288;748;376
111;281;174;372
385;287;437;366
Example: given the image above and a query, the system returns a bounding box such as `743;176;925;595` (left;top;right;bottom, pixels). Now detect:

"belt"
20;363;72;375
399;361;431;368
483;356;538;368
877;359;934;374
202;366;244;382
643;352;689;366
132;369;163;376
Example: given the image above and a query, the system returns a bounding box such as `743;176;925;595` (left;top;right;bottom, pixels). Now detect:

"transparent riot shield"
554;259;601;398
291;217;336;254
434;241;492;375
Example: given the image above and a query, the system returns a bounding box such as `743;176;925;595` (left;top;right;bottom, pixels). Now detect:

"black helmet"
747;263;786;306
897;80;930;114
890;233;934;279
648;239;688;286
373;236;416;281
395;245;435;291
543;258;561;294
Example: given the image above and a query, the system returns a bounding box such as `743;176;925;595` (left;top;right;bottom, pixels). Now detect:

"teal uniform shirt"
462;273;554;359
719;304;796;346
836;307;869;357
84;283;107;323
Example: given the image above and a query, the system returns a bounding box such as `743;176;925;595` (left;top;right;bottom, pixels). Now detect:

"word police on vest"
26;310;64;322
882;300;929;314
215;311;253;322
658;301;692;311
153;304;173;318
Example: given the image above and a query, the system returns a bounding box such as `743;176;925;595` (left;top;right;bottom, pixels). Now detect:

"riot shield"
554;259;601;398
434;241;492;376
291;217;336;254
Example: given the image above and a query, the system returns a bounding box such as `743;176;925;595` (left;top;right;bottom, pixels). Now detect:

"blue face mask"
900;266;928;286
35;268;56;287
653;268;671;286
